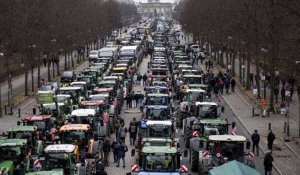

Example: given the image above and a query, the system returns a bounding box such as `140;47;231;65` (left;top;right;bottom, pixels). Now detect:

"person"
118;124;127;144
111;139;119;163
143;73;148;86
96;158;107;175
116;141;128;167
129;118;138;146
102;137;111;166
126;93;132;109
230;78;236;92
267;130;276;151
251;130;260;156
281;86;285;102
274;87;279;103
264;151;273;175
249;73;254;86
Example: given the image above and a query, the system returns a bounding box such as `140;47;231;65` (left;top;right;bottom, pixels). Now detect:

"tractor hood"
138;172;180;175
25;169;64;175
0;161;13;174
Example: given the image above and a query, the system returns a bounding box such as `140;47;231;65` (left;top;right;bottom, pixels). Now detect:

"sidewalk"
198;59;300;175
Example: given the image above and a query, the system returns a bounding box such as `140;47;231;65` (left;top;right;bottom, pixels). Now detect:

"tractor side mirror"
126;173;131;175
131;149;135;156
190;121;194;126
183;150;188;157
199;140;204;148
246;140;251;150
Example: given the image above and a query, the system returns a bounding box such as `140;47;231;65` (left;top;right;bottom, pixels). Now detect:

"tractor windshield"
142;153;175;172
148;125;171;138
0;146;21;160
146;108;169;120
146;97;169;106
213;141;244;161
197;105;218;118
45;153;75;174
61;131;87;149
187;91;205;102
28;121;47;131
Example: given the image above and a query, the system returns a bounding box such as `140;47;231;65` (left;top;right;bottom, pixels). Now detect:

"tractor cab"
182;75;202;85
59;124;94;155
23;115;56;136
55;94;72;110
145;105;170;120
79;100;105;116
131;145;184;175
76;75;93;90
146;120;173;138
145;86;171;96
82;69;101;84
39;103;69;120
197;135;253;174
145;93;170;106
59;87;84;105
40;144;81;175
0;139;31;174
195;102;218;119
70;81;88;95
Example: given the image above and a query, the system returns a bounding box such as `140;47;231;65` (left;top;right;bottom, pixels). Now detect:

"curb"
222;91;284;175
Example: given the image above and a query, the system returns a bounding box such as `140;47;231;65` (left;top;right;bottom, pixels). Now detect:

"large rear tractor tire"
191;149;199;172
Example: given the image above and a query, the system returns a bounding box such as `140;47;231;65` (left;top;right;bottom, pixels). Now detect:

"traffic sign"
131;164;139;172
192;131;198;137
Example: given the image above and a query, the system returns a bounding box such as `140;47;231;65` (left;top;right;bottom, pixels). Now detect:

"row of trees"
0;0;139;95
177;0;300;109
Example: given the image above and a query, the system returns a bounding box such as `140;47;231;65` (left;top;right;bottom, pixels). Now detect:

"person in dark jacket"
116;141;128;167
96;158;107;175
251;130;260;156
264;151;273;175
230;78;236;92
129;118;138;146
267;130;276;151
102;137;111;166
111;139;119;163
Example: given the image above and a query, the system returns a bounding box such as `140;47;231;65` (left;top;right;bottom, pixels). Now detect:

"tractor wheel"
198;166;204;175
191;150;199;172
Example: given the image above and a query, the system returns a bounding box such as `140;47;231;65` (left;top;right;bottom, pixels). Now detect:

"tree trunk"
31;66;34;92
255;50;261;99
52;59;55;79
37;54;40;87
64;47;67;70
246;51;251;90
71;50;74;67
47;59;51;81
56;59;60;76
25;70;28;96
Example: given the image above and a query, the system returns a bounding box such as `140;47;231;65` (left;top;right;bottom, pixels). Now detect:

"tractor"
197;135;254;174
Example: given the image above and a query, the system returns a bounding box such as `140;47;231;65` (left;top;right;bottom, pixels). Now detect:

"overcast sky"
133;0;175;3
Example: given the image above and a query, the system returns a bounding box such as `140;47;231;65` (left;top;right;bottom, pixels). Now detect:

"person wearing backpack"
118;124;127;144
129;118;138;146
116;140;128;168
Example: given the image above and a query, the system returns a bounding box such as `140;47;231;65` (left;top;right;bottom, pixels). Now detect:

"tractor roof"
8;125;37;132
209;135;246;142
70;81;86;85
80;100;105;106
147;93;169;97
60;87;81;91
145;105;168;109
187;89;206;93
59;124;90;131
44;144;76;153
0;139;27;146
71;109;96;117
195;102;218;106
142;146;177;154
147;120;172;126
200;119;227;125
24;115;52;121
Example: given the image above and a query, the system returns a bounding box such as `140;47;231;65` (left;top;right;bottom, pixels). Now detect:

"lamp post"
29;44;36;93
261;48;268;99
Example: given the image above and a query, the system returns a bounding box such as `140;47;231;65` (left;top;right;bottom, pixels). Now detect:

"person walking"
96;158;107;175
143;73;148;86
264;151;274;175
281;86;285;102
118;124;127;144
111;139;119;163
251;130;260;156
249;73;254;86
116;141;128;168
102;137;111;166
274;87;279;103
129;118;138;146
267;130;276;151
230;78;236;92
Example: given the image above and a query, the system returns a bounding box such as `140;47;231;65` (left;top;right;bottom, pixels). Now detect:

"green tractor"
7;125;43;156
188;119;229;172
28;144;87;175
0;139;32;174
130;144;189;175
